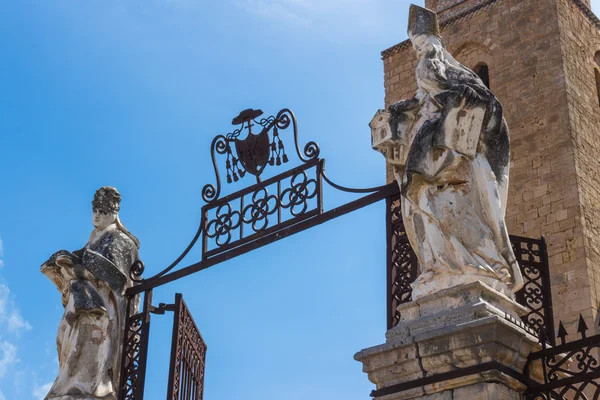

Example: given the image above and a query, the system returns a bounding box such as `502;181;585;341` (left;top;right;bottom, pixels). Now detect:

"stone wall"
382;0;600;332
555;0;600;326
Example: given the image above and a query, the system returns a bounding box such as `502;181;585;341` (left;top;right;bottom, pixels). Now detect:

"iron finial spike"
557;321;568;345
578;314;589;339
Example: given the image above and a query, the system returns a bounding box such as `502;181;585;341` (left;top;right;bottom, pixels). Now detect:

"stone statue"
41;187;140;400
371;5;523;299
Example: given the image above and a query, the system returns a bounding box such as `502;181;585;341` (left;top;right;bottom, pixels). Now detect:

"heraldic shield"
235;129;271;176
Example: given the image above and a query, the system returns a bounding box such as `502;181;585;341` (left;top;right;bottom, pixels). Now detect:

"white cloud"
0;236;34;399
33;382;53;400
0;237;32;336
236;0;313;26
235;0;380;30
0;284;32;335
8;313;31;334
0;341;17;378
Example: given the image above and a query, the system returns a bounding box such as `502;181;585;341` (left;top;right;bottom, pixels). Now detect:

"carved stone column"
355;282;543;399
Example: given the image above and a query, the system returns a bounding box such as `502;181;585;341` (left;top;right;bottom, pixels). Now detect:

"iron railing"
525;315;600;399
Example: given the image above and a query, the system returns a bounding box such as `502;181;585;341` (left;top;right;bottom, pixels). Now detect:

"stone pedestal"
355;281;543;399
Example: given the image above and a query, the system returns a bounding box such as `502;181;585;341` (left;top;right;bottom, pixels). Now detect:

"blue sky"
1;1;599;399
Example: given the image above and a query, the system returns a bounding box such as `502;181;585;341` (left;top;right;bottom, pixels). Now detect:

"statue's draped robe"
43;225;138;400
396;47;523;298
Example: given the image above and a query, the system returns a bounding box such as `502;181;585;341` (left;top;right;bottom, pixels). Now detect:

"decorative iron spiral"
130;259;145;281
202;135;228;203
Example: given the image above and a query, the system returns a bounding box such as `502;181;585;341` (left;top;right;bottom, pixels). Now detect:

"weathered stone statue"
371;5;523;299
41;186;140;400
357;7;540;398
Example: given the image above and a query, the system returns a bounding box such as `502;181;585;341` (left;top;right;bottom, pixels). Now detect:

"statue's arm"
81;249;127;292
388;97;420;116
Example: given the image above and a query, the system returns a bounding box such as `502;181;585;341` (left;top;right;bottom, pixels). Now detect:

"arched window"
473;63;490;89
594;52;600;106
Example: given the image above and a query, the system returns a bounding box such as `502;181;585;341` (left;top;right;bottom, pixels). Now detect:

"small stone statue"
41;187;140;400
371;5;523;299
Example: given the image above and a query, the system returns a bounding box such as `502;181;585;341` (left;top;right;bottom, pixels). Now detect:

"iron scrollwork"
119;314;143;400
525;316;600;399
512;236;555;342
205;203;242;247
202;160;321;258
242;187;279;231
386;193;418;330
202;108;320;204
280;170;318;216
119;291;153;400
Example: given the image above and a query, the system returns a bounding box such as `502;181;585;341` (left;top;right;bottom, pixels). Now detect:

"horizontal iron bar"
149;303;177;315
524;367;600;393
510;234;546;244
128;183;399;295
370;361;531;398
527;332;600;360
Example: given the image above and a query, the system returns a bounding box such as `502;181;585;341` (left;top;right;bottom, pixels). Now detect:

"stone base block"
354;281;542;399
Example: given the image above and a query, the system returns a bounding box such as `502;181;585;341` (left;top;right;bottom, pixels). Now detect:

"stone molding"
355;282;543;399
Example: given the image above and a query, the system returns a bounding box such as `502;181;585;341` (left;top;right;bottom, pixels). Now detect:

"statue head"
92;186;120;230
408;5;442;59
90;186;141;248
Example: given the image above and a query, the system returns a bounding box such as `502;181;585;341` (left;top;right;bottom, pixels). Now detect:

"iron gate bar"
527;333;600;362
128;183;399;295
524;369;600;395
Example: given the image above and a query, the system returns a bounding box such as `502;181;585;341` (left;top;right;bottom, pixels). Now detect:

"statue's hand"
389;98;419;115
49;250;75;268
456;85;483;108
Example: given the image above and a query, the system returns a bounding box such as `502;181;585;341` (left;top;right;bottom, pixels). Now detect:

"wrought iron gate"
118;291;206;400
116;107;593;399
118;108;396;399
167;294;208;400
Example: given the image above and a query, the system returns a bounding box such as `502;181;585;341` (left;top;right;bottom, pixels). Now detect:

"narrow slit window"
473;63;490;89
595;69;600;106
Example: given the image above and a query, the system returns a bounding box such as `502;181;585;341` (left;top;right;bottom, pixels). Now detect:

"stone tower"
382;0;600;331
